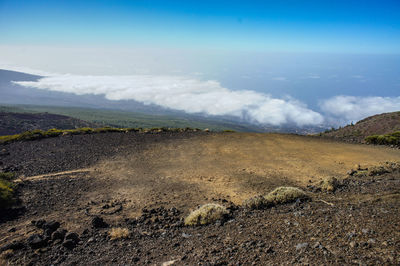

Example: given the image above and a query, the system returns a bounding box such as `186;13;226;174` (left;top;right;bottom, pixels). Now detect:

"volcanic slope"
320;111;400;143
1;132;400;264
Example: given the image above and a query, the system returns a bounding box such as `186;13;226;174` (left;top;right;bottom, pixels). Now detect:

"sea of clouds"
320;95;400;123
14;74;324;126
13;74;400;127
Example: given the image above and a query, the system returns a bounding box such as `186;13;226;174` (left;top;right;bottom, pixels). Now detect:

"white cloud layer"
14;74;323;126
320;95;400;123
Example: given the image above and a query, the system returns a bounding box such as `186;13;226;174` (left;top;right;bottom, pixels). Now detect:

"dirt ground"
1;132;399;265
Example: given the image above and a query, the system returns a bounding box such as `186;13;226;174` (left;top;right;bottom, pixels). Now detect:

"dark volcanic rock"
65;232;80;243
91;216;108;228
51;229;67;241
27;234;47;249
62;239;77;250
43;221;60;233
0;241;25;252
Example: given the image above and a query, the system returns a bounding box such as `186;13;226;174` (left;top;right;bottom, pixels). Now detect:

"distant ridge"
0;112;100;135
320;111;400;143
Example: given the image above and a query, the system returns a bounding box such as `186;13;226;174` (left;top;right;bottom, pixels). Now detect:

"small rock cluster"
126;207;183;230
27;220;81;250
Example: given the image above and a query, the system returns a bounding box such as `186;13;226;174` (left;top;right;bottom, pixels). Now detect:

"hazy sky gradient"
1;1;400;126
1;0;400;53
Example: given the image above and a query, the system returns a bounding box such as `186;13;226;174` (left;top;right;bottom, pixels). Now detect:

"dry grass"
184;204;229;226
264;187;310;205
319;177;339;192
108;227;130;240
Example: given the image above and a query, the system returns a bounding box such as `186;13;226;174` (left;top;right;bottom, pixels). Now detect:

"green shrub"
0;126;206;144
0;172;16;209
184;203;229;226
264;187;310;205
365;131;400;145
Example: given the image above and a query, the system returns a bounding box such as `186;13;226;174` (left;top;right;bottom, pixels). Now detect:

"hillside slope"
1;132;400;264
0;112;100;135
320;111;400;142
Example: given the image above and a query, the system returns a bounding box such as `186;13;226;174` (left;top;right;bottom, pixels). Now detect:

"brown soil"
1;132;400;265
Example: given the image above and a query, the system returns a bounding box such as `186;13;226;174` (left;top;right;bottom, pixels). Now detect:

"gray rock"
295;242;309;250
181;233;191;238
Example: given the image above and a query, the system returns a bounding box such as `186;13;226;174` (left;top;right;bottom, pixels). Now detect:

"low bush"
184;203;229;226
242;195;270;209
319;177;339;192
365;131;400;145
0;172;16;209
108;227;130;240
0;127;203;144
264;187;310;205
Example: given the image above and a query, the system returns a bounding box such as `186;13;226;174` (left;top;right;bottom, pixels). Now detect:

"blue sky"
1;0;400;126
1;0;400;53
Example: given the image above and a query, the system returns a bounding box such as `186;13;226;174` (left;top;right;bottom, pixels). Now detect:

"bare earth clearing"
1;132;399;265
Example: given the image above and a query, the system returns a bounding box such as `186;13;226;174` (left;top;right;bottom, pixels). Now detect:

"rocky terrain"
320;111;400;143
0;131;400;265
0;112;100;136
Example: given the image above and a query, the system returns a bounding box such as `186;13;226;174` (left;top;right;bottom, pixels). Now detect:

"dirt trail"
92;133;400;216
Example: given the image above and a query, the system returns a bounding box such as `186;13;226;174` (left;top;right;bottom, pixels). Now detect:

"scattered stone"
65;232;80;243
51;230;66;241
62;239;77;250
0;241;25;252
181;233;191;238
312;242;323;249
43;221;60;233
91;216;108;228
27;234;48;249
32;220;46;229
349;241;358;248
162;259;177;266
295;243;309;251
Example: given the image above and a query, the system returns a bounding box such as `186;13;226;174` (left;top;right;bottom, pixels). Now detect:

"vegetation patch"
0;172;16;209
242;195;270;210
184;204;229;226
0;127;206;144
108;227;130;240
264;187;310;205
365;131;400;146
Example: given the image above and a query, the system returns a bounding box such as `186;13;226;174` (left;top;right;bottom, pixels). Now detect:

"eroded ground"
1;132;399;265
